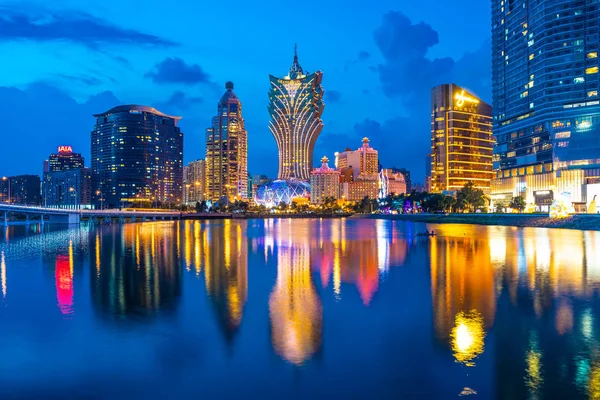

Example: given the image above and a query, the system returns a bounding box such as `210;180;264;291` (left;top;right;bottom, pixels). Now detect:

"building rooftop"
93;105;182;120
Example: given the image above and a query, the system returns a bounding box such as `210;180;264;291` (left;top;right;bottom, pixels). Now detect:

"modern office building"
268;46;325;180
379;169;407;198
310;156;340;204
491;2;600;210
430;84;494;194
185;159;206;205
337;138;380;201
425;155;433;192
45;146;84;173
206;82;248;201
43;168;92;209
1;175;41;205
391;168;412;192
91;105;183;208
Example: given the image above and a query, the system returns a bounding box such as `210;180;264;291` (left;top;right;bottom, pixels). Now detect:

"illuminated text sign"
58;146;73;153
454;90;480;107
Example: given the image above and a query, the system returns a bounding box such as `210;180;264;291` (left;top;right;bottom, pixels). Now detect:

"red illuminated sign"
58;146;73;153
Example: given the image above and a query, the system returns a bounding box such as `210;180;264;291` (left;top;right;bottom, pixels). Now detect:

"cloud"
155;91;203;111
358;51;370;61
374;11;454;99
53;74;105;86
0;6;176;49
145;58;211;85
364;11;492;181
325;90;341;104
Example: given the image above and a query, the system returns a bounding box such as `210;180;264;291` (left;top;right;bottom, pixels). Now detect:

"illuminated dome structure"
254;179;310;207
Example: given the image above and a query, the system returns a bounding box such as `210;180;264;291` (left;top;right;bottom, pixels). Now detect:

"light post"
69;187;78;210
1;177;11;204
96;190;104;210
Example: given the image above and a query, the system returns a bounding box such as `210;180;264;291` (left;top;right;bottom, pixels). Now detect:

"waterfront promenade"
363;213;600;231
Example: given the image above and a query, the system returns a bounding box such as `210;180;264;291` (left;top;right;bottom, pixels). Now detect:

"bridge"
0;203;182;226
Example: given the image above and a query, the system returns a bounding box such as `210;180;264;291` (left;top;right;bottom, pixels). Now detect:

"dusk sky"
0;0;491;182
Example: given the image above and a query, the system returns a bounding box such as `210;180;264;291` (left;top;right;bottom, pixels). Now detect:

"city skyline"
0;1;491;181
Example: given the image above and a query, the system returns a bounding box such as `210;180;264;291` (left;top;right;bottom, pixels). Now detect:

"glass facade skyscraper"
206;82;248;201
431;84;493;194
91;105;183;208
268;46;324;180
492;1;600;208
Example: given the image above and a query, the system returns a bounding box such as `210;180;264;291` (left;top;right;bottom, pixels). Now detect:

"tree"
509;196;526;212
494;202;506;214
456;182;487;213
195;201;202;213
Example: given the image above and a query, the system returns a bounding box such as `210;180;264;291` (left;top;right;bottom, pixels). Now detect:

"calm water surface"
1;219;600;399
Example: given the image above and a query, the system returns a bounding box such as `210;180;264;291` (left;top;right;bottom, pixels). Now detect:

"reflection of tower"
269;221;322;365
91;224;181;318
430;231;495;365
204;220;248;342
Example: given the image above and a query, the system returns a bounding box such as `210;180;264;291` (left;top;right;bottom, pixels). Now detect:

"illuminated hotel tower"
268;46;325;180
430;84;493;193
206;82;248;201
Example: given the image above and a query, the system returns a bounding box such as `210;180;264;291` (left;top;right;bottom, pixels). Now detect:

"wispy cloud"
0;6;177;49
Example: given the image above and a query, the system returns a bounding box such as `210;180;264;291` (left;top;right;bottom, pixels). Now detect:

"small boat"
417;231;436;237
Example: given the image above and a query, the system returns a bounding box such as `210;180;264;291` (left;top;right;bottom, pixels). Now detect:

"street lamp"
69;187;78;210
96;190;104;210
1;177;11;204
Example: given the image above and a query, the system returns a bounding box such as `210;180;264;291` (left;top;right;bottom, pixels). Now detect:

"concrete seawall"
360;213;600;231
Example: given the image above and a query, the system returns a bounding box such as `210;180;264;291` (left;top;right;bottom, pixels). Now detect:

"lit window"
588;90;598;98
529;54;534;60
586;67;599;75
588;52;598;59
574;77;585;84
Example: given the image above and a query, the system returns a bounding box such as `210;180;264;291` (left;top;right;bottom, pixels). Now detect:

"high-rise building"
392;168;412;193
337;138;380;201
43;168;92;209
1;175;41;205
46;146;84;172
42;146;91;209
379;169;407;198
91;105;183;208
491;2;600;209
310;156;340;204
431;84;493;194
268;46;324;180
185;159;206;205
337;138;379;180
206;82;248;201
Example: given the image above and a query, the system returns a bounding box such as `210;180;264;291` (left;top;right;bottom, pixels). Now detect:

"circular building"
255;179;310;207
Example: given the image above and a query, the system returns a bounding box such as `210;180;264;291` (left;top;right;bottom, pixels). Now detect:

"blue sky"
0;0;491;182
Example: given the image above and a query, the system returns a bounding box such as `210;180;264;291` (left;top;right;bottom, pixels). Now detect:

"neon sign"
455;90;480;107
58;146;73;153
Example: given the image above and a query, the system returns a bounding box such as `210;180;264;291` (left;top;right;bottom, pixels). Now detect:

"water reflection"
267;220;322;365
90;223;182;318
2;220;600;397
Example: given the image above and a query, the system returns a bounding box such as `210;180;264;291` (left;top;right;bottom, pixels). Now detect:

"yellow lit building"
430;84;493;194
184;159;205;205
206;82;248;201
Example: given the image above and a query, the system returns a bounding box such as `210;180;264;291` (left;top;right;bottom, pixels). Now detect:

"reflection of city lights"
526;349;543;395
55;254;74;315
582;309;594;340
590;362;600;399
555;300;574;335
451;310;485;366
1;251;6;298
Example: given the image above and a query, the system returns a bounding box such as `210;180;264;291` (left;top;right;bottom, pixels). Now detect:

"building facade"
185;159;206;205
431;84;493;194
379;169;407;198
206;82;248;201
1;175;41;205
336;138;379;201
43;168;92;209
91;105;183;208
268;46;325;180
46;146;84;172
491;2;600;209
310;156;340;204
